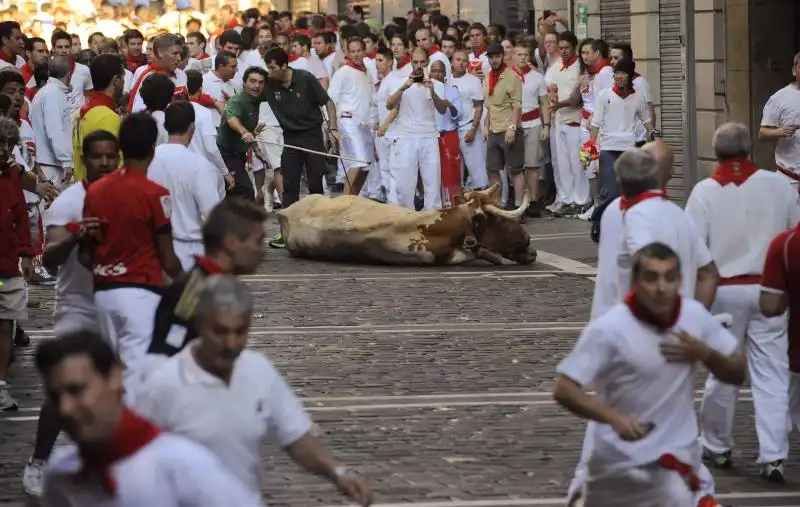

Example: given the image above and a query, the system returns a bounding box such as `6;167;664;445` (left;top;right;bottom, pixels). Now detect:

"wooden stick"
257;139;370;165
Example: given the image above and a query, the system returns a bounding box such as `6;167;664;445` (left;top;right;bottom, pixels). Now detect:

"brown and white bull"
277;184;537;266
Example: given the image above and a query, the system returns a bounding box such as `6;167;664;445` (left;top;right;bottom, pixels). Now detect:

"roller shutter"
659;0;684;201
600;0;630;44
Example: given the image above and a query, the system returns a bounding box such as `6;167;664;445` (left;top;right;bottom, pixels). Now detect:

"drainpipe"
681;0;699;195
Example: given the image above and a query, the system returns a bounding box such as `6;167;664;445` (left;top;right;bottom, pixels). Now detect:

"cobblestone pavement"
2;216;800;506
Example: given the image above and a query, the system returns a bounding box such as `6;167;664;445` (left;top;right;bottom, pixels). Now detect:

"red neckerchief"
396;54;411;69
24;86;38;101
427;44;441;57
344;58;365;73
224;18;241;30
79;91;115;119
612;84;635;99
189;93;216;108
366;49;376;59
74;407;161;494
560;55;578;71
20;62;33;83
512;64;530;83
588;58;611;75
472;46;486;58
710;157;759;187
194;256;229;274
624;291;681;332
197;52;210;60
0;49;15;64
149;63;176;78
68;58;75;74
619;190;666;211
488;64;506;96
125;53;145;72
288;53;299;62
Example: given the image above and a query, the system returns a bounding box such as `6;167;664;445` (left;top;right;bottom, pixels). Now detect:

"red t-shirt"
83;168;171;291
761;224;800;372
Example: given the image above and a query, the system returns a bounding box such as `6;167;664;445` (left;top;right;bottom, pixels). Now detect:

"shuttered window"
600;0;631;44
659;0;684;201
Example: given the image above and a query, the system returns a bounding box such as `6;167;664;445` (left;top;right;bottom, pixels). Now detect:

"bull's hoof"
519;249;537;265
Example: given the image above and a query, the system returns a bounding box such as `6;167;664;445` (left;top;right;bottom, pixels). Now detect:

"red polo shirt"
82;168;171;292
0;161;33;277
761;224;800;372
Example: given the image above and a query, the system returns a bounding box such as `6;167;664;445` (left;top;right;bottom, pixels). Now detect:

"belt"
565;121;581;127
521;108;540;122
581;109;591;120
457;120;473;129
719;274;761;286
777;166;800;181
340;112;353;118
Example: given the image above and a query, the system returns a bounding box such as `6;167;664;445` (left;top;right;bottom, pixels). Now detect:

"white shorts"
257;125;284;171
339;117;374;171
173;240;204;271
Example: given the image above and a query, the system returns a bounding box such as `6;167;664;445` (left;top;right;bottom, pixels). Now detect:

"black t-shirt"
263;68;330;134
149;260;227;356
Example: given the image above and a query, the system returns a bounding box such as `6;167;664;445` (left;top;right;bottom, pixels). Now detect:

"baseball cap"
486;42;503;56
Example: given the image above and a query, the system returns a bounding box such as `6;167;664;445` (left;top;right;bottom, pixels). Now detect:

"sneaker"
30;265;56;286
761;459;785;483
268;232;285;249
22;459;45;497
264;189;274;212
577;205;595;221
14;326;30;347
0;385;18;411
545;202;563;213
702;447;733;469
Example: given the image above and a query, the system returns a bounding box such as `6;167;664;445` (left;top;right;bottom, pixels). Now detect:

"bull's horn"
483;191;530;219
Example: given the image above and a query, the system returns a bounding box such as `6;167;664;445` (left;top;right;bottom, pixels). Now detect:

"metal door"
600;0;630;43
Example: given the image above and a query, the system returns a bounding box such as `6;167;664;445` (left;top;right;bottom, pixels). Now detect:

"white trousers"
569;422;716;501
550;122;590;205
53;305;99;336
40;164;71;191
94;288;161;399
458;126;489;189
700;284;789;463
582;464;695;507
173;240;204;271
339;117;374;171
388;136;442;210
375;134;392;191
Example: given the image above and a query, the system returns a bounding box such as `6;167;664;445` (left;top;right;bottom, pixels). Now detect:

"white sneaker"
545;202;563;213
578;205;595;221
0;385;18;411
31;265;56;286
264;188;274;212
23;459;45;497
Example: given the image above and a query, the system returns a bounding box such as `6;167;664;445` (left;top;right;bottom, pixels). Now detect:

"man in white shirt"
467;22;490;78
545;31;589;214
610;43;656;147
0;21;26;70
148;102;223;270
451;49;488;191
514;42;550;215
555;241;745;507
185;70;230;187
140;73;174;145
135;275;373;507
202;51;238;127
327;38;374;196
292;33;329;89
22;131;119;499
369;48;398;202
129;33;188;113
590;59;651;213
186;31;211;73
687;122;800;482
385;47;448;210
50;30;93;119
416;27;451;82
30;56;73;189
759;52;800;182
313;31;337;77
37;332;264;507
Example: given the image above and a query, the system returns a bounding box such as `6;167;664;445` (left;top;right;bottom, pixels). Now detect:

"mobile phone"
412;73;424;83
631;422;656;440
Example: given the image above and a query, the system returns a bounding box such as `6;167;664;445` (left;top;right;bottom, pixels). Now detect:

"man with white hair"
687;122;800;482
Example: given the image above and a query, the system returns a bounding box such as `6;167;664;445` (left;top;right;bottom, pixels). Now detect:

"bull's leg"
474;247;515;265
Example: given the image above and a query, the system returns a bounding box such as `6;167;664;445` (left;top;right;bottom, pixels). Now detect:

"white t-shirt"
373;73;399;126
147;143;222;242
521;69;547;129
307;53;329;81
632;74;653;142
65;62;94;119
591;198;624;320
19;120;38;204
0;53;25;70
386;79;444;138
151;110;168;145
544;58;581;124
452;73;483;131
188;102;228;185
557;298;738;476
42;432;262;507
134;345;313;500
43;182;96;320
592;88;650;151
362;56;379;84
582;65;614;115
202;71;238;126
130;67;188;113
288;55;310;72
685;169;800;278
618;197;714;299
761;84;800;172
327;64;374;125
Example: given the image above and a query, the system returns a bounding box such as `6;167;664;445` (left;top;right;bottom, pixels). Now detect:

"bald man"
569;142;721;506
688;122;800;482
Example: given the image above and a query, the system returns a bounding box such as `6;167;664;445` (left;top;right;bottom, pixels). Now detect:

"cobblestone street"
1;216;800;506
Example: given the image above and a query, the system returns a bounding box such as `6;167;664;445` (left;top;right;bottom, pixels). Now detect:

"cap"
486;42;504;56
613;58;636;76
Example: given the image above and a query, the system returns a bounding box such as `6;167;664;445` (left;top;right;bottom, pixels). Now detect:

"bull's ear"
453;195;467;206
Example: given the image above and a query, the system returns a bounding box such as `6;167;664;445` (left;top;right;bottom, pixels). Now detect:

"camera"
412;72;424;83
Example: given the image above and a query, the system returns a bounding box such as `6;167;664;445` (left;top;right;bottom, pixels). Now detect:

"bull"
276;184;537;266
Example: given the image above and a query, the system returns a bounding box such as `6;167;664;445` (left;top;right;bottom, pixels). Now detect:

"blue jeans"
598;150;622;208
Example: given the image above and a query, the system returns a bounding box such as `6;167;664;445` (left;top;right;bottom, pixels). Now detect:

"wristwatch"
507;125;517;131
330;466;349;480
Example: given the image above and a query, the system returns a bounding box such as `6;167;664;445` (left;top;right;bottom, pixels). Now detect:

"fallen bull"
277;184;537;266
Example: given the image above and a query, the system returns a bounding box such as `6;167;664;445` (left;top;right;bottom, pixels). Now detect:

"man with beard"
22;131;120;499
72;54;124;182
